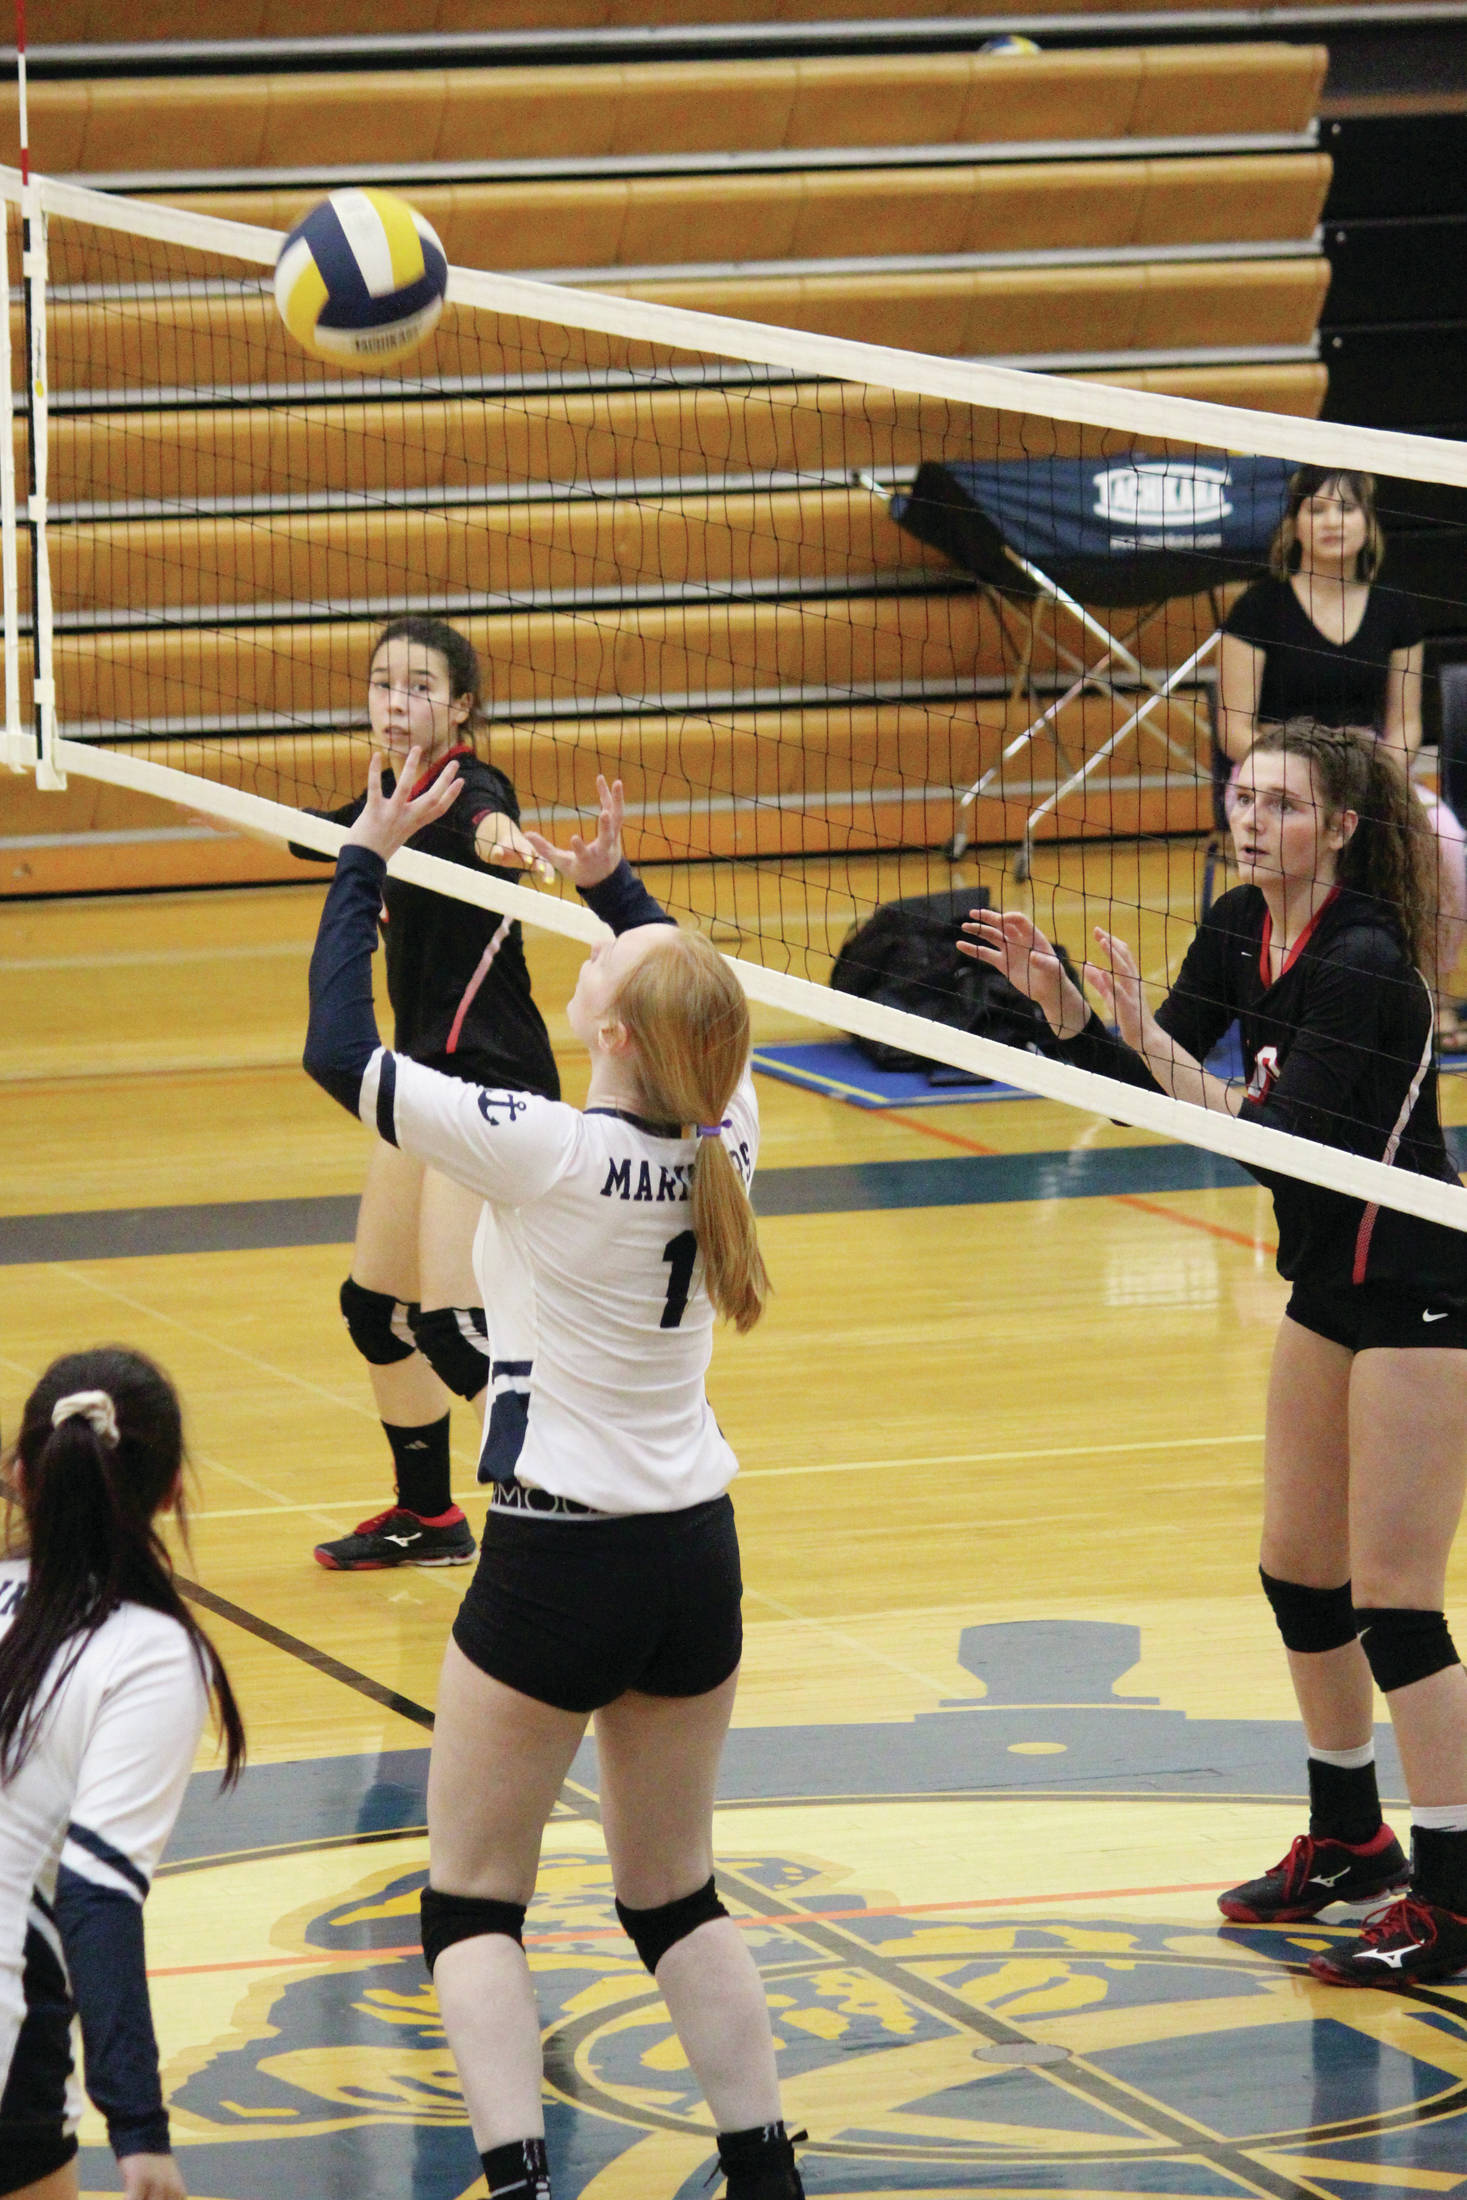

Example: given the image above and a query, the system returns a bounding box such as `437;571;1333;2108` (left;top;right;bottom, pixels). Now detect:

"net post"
0;190;21;773
21;173;57;789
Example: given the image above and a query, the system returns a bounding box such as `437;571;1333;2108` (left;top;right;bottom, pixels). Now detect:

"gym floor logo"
151;1847;1467;2200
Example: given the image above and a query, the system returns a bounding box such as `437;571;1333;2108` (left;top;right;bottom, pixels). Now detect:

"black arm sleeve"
54;1867;169;2158
303;843;388;1112
579;859;677;934
287;793;365;864
1058;912;1239;1091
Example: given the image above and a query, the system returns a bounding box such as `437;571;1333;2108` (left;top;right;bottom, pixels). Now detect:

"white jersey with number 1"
362;1050;759;1516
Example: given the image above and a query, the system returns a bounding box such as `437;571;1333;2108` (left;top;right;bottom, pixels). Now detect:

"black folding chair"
890;454;1292;877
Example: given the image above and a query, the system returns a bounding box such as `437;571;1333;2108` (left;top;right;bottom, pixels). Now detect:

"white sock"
1309;1741;1376;1770
1412;1803;1467;1832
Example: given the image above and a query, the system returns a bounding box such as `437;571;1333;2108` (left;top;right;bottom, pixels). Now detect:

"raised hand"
346;748;462;862
959;906;1089;1040
1083;926;1147;1052
523;774;625;890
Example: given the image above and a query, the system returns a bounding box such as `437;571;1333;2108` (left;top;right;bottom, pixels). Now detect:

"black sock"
480;2138;550;2200
1412;1826;1467;1912
384;1415;452;1516
1308;1756;1383;1846
717;2122;804;2200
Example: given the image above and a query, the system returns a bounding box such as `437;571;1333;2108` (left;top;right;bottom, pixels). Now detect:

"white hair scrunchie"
50;1389;120;1448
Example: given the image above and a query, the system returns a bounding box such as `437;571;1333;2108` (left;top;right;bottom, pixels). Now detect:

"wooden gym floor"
4;833;1467;2200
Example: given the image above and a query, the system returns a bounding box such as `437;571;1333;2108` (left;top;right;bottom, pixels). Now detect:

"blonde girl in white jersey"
0;1346;244;2200
303;762;803;2200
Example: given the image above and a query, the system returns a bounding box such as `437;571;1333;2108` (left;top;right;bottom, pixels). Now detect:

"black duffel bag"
830;888;1072;1080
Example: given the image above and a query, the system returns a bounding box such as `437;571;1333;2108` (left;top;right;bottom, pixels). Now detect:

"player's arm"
527;774;677;933
54;1633;207;2190
303;750;576;1200
1383;640;1424;766
1217;630;1263;765
1083;926;1243;1116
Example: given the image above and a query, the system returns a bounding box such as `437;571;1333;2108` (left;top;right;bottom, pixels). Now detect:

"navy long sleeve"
304;850;676;1120
54;1868;169;2157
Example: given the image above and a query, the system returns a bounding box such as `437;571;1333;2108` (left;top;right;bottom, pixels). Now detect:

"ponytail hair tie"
696;1122;725;1139
50;1389;120;1448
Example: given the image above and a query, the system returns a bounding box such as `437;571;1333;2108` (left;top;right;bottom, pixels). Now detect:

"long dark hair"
1269;465;1383;582
369;615;487;743
1250;718;1436;977
0;1347;245;1785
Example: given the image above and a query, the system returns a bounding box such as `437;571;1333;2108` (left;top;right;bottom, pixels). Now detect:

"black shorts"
453;1492;743;1715
0;2123;76;2195
1286;1277;1467;1353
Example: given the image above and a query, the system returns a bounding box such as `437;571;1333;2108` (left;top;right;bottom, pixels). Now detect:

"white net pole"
20;180;55;789
0;196;22;773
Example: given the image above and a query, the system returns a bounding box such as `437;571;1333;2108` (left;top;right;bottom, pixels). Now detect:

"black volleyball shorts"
0;2122;77;2196
1286;1276;1467;1354
452;1491;743;1715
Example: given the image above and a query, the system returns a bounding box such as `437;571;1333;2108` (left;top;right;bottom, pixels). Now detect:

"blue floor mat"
750;1042;1032;1109
752;1026;1251;1111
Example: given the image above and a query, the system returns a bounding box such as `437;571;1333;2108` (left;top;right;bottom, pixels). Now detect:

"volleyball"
273;188;448;368
978;33;1041;52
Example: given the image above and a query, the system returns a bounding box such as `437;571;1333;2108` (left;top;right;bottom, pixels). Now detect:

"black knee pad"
1260;1568;1358;1654
419;1886;526;1974
1356;1606;1461;1694
412;1305;490;1400
340;1276;418;1366
615;1875;728;1975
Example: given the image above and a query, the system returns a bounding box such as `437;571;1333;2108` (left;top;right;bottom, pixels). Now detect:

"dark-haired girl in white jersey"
967;720;1467;1989
303;762;803;2200
0;1346;245;2200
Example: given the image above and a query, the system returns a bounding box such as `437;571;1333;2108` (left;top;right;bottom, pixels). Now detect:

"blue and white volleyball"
978;33;1041;52
273;188;448;368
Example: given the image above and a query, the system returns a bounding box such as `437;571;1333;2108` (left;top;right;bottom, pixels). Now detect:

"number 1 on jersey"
660;1229;698;1329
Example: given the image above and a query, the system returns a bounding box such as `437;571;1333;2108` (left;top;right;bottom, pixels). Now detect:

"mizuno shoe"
313;1504;476;1571
1217;1826;1408;1923
1309;1893;1467;1986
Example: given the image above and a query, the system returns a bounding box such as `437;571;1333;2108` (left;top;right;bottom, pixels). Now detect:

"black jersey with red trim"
1061;883;1467;1293
300;749;559;1097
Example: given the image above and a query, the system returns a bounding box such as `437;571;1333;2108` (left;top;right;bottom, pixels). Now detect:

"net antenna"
0;0;27;774
10;164;1467;1239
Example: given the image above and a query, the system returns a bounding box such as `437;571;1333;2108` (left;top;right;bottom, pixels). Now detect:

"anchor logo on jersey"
477;1090;529;1127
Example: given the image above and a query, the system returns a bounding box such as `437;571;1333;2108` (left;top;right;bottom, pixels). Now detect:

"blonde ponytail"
612;930;770;1331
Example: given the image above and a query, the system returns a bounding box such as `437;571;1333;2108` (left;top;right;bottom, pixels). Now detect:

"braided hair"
1250;718;1436;978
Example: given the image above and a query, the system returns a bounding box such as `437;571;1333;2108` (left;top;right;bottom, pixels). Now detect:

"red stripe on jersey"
445;915;513;1054
1259;886;1339;987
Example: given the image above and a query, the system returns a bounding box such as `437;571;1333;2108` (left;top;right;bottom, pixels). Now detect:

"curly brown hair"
1249;718;1436;976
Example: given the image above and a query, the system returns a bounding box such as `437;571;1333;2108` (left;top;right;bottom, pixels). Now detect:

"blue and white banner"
893;454;1294;607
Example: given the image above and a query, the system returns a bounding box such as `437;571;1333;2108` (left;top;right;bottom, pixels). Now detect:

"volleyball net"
10;165;1467;1232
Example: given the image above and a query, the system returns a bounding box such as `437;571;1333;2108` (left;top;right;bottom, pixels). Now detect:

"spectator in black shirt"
964;720;1467;1988
1218;466;1467;1041
299;618;560;1573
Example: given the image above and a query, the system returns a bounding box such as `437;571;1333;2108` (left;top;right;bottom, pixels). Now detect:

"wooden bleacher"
1;32;1334;892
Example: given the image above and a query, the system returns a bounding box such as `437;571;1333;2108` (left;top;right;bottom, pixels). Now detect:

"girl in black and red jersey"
303;617;558;1572
965;719;1467;1988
